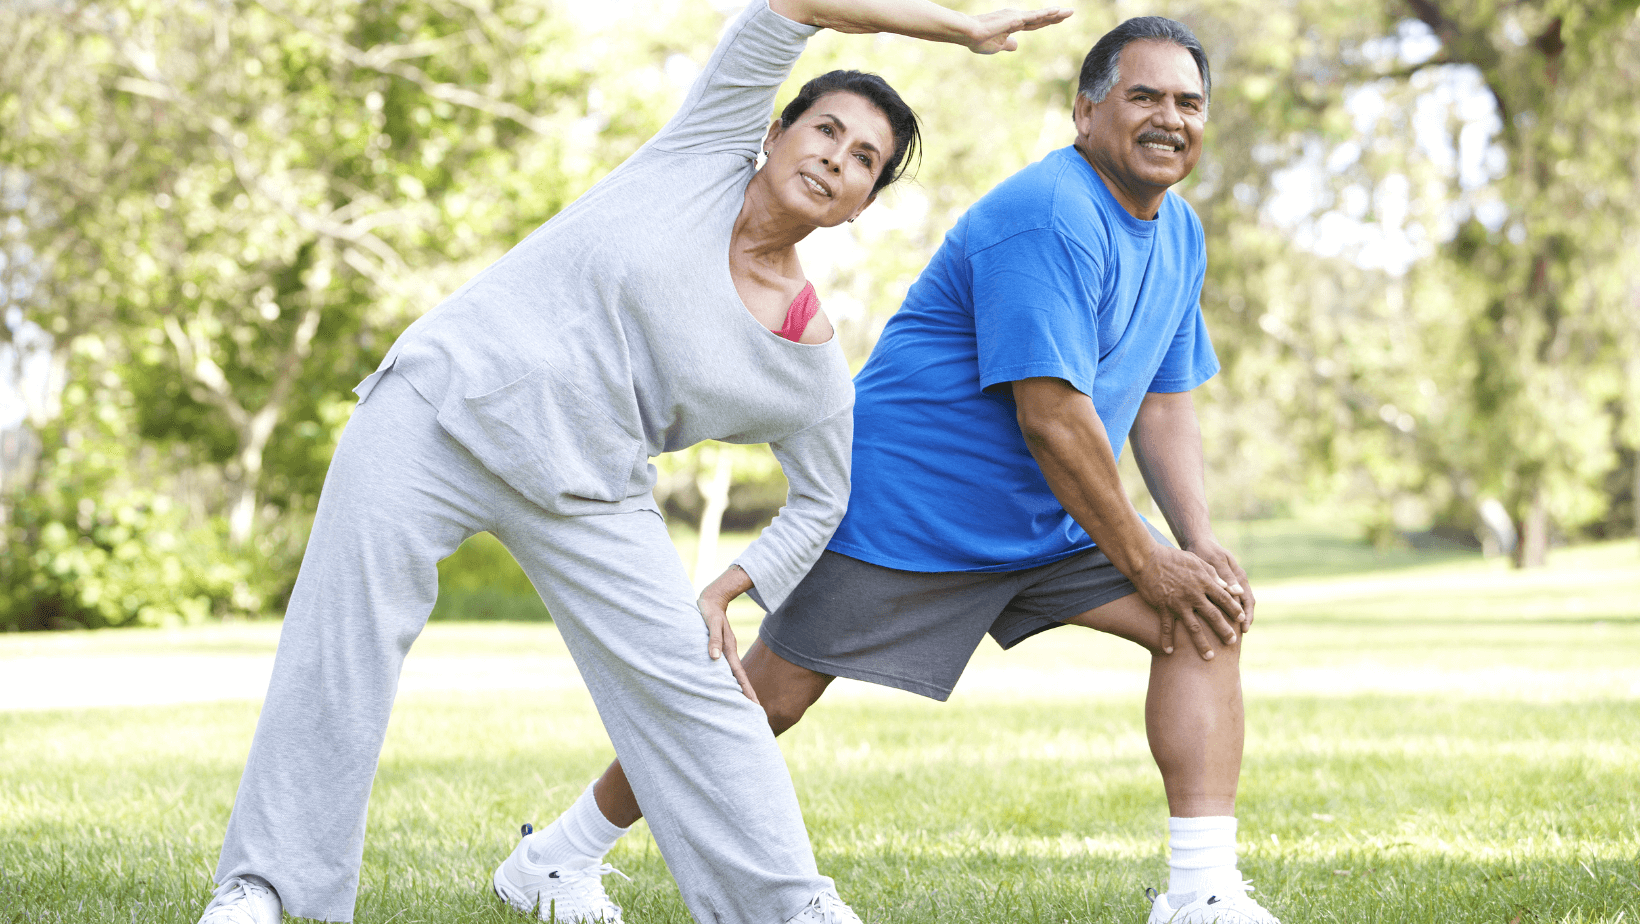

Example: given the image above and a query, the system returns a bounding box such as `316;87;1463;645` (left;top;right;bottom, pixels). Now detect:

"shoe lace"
543;864;631;920
566;863;632;886
794;890;862;924
204;878;275;924
1217;879;1258;901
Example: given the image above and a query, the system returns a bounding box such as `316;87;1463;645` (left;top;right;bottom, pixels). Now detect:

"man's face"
1073;40;1206;217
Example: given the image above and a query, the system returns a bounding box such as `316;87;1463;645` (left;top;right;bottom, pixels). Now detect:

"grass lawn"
3;530;1638;923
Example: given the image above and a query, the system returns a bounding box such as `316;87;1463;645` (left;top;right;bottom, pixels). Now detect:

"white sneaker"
493;824;628;923
198;875;282;924
785;889;863;924
1146;881;1281;924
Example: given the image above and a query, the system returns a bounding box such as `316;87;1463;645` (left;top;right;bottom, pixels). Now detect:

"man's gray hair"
1078;17;1211;106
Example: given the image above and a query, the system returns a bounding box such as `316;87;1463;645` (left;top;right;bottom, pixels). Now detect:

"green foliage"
0;351;298;630
4;0;1639;630
0;488;262;631
429;531;549;622
0;0;718;628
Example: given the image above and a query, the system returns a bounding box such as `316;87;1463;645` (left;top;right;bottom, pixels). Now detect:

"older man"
526;17;1279;924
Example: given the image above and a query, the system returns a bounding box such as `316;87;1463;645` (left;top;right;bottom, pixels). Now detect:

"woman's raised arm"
769;0;1072;54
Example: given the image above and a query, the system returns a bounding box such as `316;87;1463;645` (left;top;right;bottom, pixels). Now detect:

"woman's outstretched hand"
698;565;760;704
966;7;1075;54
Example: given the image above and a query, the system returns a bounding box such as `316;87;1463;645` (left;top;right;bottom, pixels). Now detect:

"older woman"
196;2;1069;924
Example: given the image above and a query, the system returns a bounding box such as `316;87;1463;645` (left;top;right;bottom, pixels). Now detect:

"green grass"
3;535;1639;923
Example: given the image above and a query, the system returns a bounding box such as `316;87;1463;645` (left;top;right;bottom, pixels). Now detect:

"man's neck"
1073;142;1165;221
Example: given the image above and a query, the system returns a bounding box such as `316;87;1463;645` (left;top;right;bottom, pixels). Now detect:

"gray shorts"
759;523;1171;701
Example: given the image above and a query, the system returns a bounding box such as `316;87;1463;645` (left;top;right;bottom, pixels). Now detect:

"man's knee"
761;688;815;736
742;640;832;737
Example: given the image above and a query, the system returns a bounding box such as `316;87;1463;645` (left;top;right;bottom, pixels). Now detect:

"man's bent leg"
1062;592;1264;916
587;640;835;830
1062;592;1243;816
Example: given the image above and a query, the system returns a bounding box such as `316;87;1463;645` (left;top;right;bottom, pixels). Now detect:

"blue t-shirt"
827;146;1219;572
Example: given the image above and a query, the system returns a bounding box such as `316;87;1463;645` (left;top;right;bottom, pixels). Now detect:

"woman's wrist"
701;564;754;607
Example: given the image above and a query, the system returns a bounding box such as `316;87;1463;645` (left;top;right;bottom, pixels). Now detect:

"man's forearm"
1015;377;1245;651
1015;379;1158;578
1130;391;1214;549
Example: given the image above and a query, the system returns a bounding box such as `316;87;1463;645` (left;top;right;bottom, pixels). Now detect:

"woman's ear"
761;119;784;157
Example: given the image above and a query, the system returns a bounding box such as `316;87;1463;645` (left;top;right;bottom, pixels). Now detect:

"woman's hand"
965;7;1075;54
698;565;760;703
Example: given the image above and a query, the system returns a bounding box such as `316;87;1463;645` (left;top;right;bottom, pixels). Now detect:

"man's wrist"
1114;536;1162;585
1175;526;1218;552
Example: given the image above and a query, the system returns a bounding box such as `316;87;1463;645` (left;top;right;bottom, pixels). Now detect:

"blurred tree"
1159;0;1640;561
1396;0;1640;564
0;0;718;627
5;0;1637;629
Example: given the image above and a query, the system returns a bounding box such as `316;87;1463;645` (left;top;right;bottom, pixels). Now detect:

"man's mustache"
1137;131;1187;150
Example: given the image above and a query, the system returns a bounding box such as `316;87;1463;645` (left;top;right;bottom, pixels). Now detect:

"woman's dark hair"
1078;17;1211;106
779;70;921;196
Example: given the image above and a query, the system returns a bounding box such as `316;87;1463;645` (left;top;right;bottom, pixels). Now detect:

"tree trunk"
227;404;280;546
692;447;734;589
1513;485;1549;569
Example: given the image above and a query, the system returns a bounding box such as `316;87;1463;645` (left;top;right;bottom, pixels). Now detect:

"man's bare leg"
1063;592;1242;815
593;640;835;827
1065;591;1249;910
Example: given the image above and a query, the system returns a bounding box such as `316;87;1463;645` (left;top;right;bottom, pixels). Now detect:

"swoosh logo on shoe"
549;871;560;879
1207;895;1220;904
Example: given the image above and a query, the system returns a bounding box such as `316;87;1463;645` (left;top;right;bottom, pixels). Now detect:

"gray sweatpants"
214;370;830;923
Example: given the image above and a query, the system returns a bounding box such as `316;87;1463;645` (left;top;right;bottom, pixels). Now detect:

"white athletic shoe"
785;889;863;924
198;875;282;924
493;824;629;923
1146;881;1282;924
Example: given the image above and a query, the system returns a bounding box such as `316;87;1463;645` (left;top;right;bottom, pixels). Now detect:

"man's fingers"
1200;582;1243;645
1159;607;1176;655
1178;611;1216;659
1196;599;1240;647
1236;572;1256;630
1205;580;1243;624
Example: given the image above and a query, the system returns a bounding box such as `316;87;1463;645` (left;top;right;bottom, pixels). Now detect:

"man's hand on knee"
1131;544;1242;659
1182;537;1255;634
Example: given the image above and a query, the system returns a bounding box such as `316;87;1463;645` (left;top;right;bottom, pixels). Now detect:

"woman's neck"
732;175;815;275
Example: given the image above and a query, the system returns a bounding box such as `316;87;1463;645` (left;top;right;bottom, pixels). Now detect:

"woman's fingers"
700;595;731;660
1017;7;1075;31
700;595;758;702
970;7;1073;54
724;634;760;704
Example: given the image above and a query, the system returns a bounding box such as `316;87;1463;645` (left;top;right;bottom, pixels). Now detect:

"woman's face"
760;91;894;228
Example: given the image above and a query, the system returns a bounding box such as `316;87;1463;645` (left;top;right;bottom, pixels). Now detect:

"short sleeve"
973;228;1105;398
1147;299;1220;392
649;1;820;157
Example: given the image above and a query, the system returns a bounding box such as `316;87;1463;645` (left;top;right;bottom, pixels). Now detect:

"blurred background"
2;0;1636;632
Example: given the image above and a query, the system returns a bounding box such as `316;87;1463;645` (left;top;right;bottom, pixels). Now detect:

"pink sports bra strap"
776;281;820;343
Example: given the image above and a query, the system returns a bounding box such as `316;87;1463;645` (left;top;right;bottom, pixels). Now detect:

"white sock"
526;781;630;868
1166;816;1240;900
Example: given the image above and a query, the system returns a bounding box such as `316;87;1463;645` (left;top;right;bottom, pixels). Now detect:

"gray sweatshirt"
357;1;850;612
